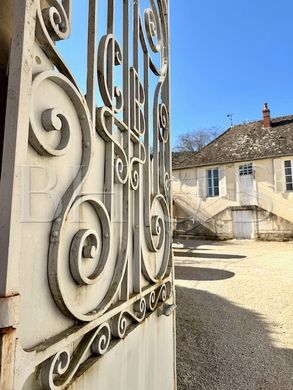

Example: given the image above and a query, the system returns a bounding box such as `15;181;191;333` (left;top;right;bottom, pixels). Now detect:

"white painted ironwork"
0;0;174;389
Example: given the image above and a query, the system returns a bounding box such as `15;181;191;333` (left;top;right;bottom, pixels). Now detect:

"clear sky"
171;0;293;145
58;1;293;147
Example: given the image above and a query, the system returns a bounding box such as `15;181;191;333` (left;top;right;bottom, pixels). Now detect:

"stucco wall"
255;157;293;223
256;208;293;240
173;167;196;196
173;156;293;239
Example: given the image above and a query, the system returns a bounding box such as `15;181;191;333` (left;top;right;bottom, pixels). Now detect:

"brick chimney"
263;102;271;128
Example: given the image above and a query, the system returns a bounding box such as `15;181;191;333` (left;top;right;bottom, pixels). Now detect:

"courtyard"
174;239;293;390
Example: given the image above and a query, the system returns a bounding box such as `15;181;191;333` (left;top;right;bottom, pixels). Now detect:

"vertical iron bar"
86;0;98;126
132;0;142;293
120;0;131;300
63;0;72;26
104;0;115;215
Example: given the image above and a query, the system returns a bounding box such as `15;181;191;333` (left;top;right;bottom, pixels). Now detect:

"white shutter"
197;168;207;198
273;159;285;193
219;166;227;197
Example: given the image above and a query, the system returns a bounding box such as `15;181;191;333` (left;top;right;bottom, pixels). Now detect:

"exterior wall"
173;164;235;225
173;167;197;196
173;155;293;239
256;208;293;241
256;156;293;223
173;163;237;236
225;164;237;201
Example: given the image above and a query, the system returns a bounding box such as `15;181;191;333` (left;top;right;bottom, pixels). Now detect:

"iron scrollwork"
39;282;171;389
26;0;172;387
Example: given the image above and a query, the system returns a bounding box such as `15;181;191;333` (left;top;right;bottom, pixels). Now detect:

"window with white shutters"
207;168;219;197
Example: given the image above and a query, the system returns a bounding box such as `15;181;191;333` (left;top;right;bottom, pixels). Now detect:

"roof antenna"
227;113;234;127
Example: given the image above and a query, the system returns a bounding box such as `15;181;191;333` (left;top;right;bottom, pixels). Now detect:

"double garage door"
232;210;255;239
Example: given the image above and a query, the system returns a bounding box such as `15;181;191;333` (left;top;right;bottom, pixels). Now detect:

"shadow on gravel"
174;251;246;260
173;239;231;250
176;287;293;390
175;266;235;281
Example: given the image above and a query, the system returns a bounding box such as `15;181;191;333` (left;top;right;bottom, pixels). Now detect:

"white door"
233;210;255;239
239;175;256;205
237;163;257;205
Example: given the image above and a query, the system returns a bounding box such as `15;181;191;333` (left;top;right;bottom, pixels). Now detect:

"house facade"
173;104;293;240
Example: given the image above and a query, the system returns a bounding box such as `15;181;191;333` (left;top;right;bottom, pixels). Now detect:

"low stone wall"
256;232;293;241
256;208;293;241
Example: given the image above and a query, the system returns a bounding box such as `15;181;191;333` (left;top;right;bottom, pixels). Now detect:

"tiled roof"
172;151;194;166
173;115;293;169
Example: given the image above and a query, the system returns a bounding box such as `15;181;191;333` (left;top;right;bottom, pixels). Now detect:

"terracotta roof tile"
173;115;293;169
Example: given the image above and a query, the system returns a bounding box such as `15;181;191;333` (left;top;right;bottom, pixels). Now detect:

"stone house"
173;104;293;240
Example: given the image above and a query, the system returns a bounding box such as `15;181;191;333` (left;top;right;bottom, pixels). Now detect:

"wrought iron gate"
0;0;175;389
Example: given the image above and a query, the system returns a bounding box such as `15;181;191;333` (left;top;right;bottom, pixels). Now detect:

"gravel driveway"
174;239;293;390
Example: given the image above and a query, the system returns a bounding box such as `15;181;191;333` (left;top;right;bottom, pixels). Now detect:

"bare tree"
175;126;222;152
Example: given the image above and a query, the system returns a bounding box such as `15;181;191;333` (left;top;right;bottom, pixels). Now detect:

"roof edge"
172;153;293;170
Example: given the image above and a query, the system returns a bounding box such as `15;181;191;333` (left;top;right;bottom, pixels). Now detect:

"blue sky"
59;1;293;147
171;0;293;144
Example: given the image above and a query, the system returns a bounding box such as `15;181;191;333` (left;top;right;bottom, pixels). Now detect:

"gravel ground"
174;239;293;390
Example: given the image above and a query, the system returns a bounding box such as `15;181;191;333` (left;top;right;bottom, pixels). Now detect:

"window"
284;160;293;191
207;168;219;197
239;163;253;176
